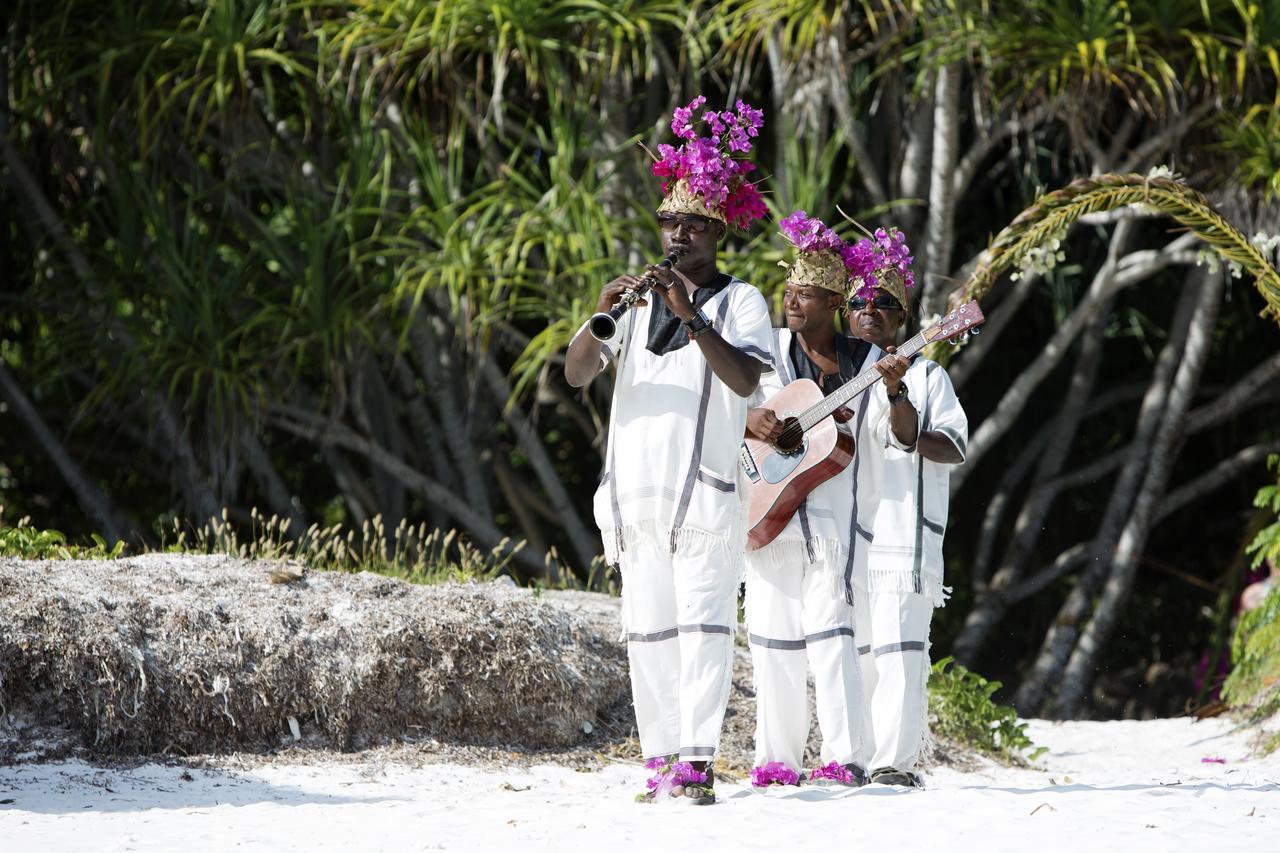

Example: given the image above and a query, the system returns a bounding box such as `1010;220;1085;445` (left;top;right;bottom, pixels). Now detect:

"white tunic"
864;356;968;605
748;329;887;602
576;276;774;568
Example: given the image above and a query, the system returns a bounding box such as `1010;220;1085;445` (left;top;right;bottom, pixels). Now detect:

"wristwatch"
685;310;713;338
888;381;910;404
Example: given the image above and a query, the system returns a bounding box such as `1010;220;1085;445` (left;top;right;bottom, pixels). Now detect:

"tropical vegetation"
3;0;1279;720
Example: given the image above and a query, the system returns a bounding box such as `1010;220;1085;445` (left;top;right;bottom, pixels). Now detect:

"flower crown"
651;95;767;230
778;209;860;294
846;227;915;301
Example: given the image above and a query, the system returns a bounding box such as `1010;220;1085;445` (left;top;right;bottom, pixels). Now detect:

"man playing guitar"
741;212;913;787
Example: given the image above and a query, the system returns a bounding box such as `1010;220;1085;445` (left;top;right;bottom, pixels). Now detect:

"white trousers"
619;536;739;762
856;590;934;772
745;556;867;771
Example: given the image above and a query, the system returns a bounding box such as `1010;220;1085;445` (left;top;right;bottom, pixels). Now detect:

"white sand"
2;717;1276;852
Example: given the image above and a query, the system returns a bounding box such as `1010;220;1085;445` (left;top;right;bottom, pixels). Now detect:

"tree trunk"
952;228;1198;494
1051;267;1223;717
0;359;134;543
918;63;962;318
477;353;597;580
268;403;548;576
946;271;1038;391
239;427;307;538
951;293;1113;665
1014;271;1203;715
409;313;492;516
151;398;222;528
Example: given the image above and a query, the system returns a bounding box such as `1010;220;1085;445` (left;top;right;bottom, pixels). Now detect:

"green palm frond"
1218;108;1280;198
317;0;696;107
718;0;904;62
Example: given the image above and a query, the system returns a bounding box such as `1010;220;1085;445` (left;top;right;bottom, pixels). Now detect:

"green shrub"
1221;455;1280;754
0;513;125;560
1245;455;1280;571
929;656;1045;765
1222;585;1280;753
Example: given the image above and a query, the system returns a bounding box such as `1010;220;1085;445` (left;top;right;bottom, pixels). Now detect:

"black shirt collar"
790;333;871;395
645;273;732;356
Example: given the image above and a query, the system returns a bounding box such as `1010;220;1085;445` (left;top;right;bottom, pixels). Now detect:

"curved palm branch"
926;171;1280;361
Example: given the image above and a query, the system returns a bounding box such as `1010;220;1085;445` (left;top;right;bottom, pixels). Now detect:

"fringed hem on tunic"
747;536;848;602
602;520;745;574
866;569;952;609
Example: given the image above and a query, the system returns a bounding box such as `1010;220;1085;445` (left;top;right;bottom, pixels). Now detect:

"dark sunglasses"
848;293;903;312
658;214;713;234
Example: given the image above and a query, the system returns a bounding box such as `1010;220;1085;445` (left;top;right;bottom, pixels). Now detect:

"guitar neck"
797;331;926;431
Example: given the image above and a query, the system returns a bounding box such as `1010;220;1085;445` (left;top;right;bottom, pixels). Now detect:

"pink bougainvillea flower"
651;94;768;228
750;761;801;787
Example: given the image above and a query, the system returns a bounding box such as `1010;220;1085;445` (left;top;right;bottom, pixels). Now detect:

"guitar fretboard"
797;331;927;431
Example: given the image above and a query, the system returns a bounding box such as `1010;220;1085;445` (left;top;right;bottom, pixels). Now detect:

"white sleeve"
722;284;775;370
924;362;968;462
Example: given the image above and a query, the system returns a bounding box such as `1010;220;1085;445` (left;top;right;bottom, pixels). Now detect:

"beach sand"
1;716;1275;852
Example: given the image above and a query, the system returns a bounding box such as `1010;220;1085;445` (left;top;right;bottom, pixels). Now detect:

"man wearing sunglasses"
565;168;773;804
851;274;968;788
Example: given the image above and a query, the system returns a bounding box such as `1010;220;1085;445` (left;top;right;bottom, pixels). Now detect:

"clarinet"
588;247;685;341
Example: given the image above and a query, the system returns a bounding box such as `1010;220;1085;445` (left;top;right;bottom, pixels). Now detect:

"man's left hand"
873;345;910;395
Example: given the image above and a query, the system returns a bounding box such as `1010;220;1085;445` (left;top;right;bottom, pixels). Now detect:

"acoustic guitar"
740;300;984;550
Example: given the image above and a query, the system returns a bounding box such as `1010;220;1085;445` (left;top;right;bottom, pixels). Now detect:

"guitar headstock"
922;300;985;344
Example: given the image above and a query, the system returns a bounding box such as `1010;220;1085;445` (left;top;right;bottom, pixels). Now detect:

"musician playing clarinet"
564;96;773;805
741;212;911;789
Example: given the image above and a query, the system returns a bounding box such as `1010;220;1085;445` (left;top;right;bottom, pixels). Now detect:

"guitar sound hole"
775;418;803;454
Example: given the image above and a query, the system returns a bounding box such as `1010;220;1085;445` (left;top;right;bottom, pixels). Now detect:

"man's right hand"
747;407;783;443
597;274;646;314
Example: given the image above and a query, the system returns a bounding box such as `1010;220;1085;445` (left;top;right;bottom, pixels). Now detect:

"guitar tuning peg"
969;327;981;336
949;336;961;346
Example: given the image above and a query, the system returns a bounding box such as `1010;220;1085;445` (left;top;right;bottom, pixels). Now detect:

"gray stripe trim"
858;645;872;656
749;627;853;650
608;445;624;557
912;366;929;595
617;485;680;503
696;470;736;492
844;389;873;604
805;626;855;644
856;524;875;543
739;343;774;365
923;517;946;535
627;627;679;643
678;623;732;636
680;746;717;757
873;641;927;656
669;297;733;551
935;426;967;456
749;633;806;650
798;498;815;562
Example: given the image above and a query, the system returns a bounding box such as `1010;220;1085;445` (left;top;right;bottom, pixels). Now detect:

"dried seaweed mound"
0;555;629;754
